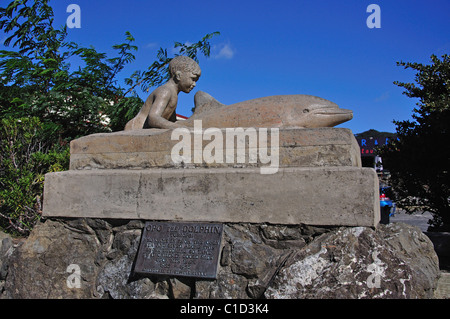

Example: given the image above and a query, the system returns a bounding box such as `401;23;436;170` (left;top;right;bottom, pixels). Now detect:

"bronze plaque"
134;221;223;279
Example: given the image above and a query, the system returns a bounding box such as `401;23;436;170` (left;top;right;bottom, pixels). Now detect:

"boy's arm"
147;90;184;129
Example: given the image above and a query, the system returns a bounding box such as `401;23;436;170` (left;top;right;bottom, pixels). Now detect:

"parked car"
380;186;396;224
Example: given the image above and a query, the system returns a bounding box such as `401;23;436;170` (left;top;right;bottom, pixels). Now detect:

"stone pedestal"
69;127;361;170
43;166;379;227
43;127;380;227
2;127;408;300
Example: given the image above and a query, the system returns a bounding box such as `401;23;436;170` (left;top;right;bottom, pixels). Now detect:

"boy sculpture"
124;56;201;130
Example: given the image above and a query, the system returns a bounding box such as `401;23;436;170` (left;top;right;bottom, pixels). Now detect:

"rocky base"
0;218;440;299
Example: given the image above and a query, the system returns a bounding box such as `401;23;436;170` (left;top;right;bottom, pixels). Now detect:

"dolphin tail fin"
192;91;226;117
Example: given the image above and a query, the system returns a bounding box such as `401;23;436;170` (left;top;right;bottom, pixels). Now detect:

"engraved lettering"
135;222;223;279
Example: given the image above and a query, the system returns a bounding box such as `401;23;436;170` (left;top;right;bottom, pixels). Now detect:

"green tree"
380;54;450;231
0;0;219;138
0;117;69;235
0;0;219;235
0;0;120;142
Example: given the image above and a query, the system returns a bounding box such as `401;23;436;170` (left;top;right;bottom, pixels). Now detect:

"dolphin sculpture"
178;91;353;128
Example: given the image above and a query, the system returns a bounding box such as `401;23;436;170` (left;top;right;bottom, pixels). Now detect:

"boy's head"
169;56;201;93
168;56;201;79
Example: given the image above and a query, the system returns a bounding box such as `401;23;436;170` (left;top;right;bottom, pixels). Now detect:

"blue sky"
3;0;450;133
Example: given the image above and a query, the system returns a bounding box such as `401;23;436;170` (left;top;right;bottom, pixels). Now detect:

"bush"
380;54;450;231
0;117;69;235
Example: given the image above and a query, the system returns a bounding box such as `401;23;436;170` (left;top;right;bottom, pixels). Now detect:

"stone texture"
4;219;100;298
184;93;353;129
425;231;450;270
0;219;440;299
434;273;450;299
265;223;440;299
127;90;353;130
69;127;361;170
43;166;380;227
0;232;14;296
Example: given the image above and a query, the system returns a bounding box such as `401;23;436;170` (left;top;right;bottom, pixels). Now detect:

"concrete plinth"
69;127;361;170
43;166;380;227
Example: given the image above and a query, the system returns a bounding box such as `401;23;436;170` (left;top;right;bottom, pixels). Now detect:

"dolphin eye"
303;109;310;113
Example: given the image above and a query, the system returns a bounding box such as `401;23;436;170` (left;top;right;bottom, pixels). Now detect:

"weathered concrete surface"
69;127;361;170
43;167;380;227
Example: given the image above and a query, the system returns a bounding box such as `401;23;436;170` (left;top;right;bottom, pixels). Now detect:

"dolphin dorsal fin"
192;91;226;117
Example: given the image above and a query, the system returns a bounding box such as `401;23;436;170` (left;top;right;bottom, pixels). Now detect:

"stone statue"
125;56;201;130
124;56;353;130
184;92;353;128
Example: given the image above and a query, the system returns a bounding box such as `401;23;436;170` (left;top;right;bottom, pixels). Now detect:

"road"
389;209;433;232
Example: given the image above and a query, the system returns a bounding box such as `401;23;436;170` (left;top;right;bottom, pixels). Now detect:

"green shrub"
0;117;69;236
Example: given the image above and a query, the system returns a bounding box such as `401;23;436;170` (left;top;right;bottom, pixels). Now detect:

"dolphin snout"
314;106;352;115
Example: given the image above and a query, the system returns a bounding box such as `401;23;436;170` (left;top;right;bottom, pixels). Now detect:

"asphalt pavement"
389;209;433;232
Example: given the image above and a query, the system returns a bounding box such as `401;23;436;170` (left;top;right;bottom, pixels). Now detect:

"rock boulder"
1;219;440;299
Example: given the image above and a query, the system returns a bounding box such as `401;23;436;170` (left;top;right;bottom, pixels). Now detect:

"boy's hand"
164;121;186;129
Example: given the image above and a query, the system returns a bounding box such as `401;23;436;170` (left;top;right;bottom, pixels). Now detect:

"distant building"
354;130;397;171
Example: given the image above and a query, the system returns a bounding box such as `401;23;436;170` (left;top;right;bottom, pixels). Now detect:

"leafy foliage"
0;0;219;235
380;54;450;231
1;0;219;136
0;0;114;142
0;117;69;235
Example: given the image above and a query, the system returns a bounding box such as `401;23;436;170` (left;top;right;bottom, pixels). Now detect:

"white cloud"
145;42;158;49
213;43;235;59
375;91;390;102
